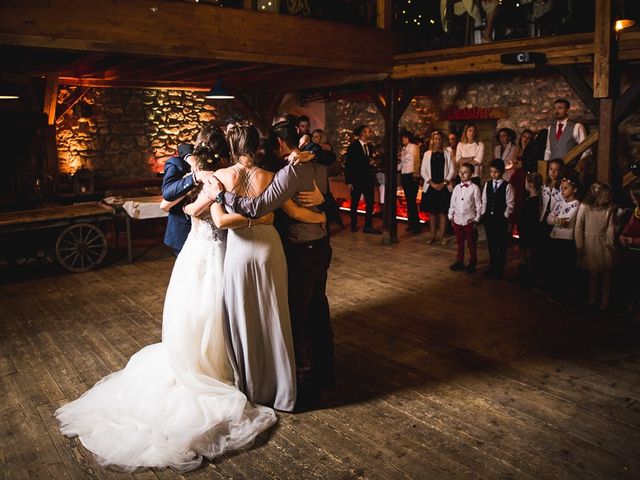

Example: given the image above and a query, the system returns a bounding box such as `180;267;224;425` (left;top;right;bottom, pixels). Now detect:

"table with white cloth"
102;196;167;263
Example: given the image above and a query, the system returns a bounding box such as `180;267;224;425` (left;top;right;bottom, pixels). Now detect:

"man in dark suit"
161;143;214;254
345;125;381;234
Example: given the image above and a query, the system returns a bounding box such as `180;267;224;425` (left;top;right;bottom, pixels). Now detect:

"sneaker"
466;264;477;273
450;261;465;271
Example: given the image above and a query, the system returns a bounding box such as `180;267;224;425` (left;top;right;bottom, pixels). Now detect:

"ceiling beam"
392;30;640;80
0;0;392;73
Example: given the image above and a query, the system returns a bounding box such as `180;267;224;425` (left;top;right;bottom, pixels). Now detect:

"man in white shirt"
544;98;591;172
398;131;422;233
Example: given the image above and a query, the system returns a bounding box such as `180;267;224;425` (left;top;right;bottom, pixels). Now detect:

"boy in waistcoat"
481;159;515;279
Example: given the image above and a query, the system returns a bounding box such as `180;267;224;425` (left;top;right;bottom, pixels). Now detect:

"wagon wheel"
55;223;107;272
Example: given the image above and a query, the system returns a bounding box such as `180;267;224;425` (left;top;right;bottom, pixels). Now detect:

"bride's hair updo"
185;123;229;205
193;123;229;172
226;124;261;166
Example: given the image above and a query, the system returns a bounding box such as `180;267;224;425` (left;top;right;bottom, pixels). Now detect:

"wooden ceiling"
0;46;383;93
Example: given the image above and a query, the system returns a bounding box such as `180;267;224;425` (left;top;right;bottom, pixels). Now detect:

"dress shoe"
363;227;382;235
466;264;477;273
450;261;465;271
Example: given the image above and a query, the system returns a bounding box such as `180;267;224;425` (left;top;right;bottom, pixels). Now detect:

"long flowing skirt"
55;230;276;472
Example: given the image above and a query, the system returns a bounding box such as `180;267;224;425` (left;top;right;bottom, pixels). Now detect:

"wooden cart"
0;203;113;272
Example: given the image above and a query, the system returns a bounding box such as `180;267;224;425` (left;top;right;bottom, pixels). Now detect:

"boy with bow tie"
448;163;482;273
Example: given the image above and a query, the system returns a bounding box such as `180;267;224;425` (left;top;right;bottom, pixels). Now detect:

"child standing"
540;158;564;228
575;182;616;310
481;158;515;279
547;176;581;302
618;184;640;313
517;172;543;287
448;163;482;273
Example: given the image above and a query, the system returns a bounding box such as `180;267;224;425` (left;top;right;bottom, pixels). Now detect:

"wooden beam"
151;61;234;81
231;93;267;136
43;75;58;126
55;87;91;125
0;0;392;73
622;171;639;188
110;59;188;80
44;125;59;184
255;72;389;93
615;82;640;124
390;32;640;80
562;131;599;167
382;80;399;244
266;92;285;127
596;98;614;183
377;0;392;30
556;66;599;117
58;77;210;90
593;0;614;98
367;86;387;117
394;48;593;80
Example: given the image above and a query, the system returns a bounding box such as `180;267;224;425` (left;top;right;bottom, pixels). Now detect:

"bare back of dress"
223;166;297;412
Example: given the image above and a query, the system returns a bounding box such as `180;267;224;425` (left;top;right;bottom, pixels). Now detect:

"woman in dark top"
420;131;455;245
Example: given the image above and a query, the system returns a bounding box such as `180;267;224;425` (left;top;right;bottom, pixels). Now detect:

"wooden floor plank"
1;219;639;479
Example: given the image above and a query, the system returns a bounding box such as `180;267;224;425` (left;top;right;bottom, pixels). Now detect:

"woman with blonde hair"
421;130;456;245
456;123;484;185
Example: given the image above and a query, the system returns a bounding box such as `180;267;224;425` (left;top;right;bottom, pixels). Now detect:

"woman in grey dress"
211;124;325;412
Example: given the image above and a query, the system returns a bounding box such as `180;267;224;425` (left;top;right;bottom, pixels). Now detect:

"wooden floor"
1;219;639;480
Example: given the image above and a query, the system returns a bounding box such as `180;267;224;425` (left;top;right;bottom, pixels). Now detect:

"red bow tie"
461;183;470;188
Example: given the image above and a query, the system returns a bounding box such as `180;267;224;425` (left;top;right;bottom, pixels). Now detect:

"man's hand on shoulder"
195;170;215;183
297;181;324;207
202;175;224;200
288;150;315;165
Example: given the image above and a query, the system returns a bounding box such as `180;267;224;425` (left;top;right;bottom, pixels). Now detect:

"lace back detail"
191;211;225;242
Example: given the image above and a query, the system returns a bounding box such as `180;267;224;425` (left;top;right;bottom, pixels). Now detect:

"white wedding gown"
55;215;277;472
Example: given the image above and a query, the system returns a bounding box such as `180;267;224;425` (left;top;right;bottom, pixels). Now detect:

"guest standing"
575;182;616;310
619;184;640;313
494;127;517;181
456;123;485;185
543;98;591;181
448;163;482;273
421;130;455;244
481;158;515;278
546;176;581;303
399;130;422;234
516;129;537;173
345;125;380;234
518;172;544;287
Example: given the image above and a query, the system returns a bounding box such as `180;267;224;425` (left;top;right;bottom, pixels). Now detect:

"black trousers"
350;182;375;229
484;215;509;274
285;238;334;389
549;238;578;301
401;173;420;231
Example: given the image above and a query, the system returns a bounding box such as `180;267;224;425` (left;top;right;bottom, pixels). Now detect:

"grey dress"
223;167;297;412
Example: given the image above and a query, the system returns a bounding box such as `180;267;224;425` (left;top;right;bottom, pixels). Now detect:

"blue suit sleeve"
162;161;196;202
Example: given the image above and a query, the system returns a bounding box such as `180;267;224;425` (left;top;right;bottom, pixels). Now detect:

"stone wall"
325;72;606;165
56;87;243;178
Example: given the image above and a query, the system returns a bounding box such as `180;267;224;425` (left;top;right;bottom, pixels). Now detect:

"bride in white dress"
55;126;277;472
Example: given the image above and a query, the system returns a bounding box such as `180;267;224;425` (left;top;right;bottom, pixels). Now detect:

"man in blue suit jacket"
161;143;213;254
